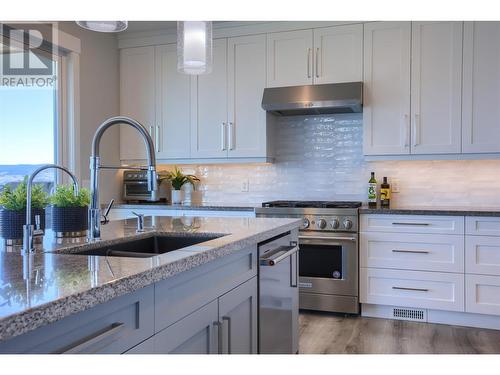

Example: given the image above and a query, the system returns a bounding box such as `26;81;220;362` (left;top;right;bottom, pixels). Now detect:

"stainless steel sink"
69;234;224;258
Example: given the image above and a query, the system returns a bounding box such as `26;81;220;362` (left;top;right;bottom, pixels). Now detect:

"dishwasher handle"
259;243;299;266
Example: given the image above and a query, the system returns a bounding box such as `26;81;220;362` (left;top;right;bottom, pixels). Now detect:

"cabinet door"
218;277;258;354
155;44;194;159
191;39;228;158
120;47;156;160
462;22;500;153
153;299;219;354
266;29;313;87
227;35;267;158
313;24;363;84
363;22;411;155
410;22;463;154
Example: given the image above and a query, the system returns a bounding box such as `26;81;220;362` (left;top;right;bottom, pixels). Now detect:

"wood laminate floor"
299;311;500;354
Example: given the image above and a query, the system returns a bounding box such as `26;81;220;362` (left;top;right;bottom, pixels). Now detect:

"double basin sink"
61;234;224;258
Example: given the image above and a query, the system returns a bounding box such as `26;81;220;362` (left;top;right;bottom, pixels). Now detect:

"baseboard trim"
361;303;500;330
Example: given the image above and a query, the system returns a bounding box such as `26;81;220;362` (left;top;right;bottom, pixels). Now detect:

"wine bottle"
368;172;377;208
380;177;391;208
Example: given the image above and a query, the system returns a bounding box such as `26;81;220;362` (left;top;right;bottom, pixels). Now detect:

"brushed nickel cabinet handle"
392;286;429;292
315;47;320;78
62;322;125;354
413;113;420;146
228;122;235;150
221;122;227;151
392;222;430;226
213;321;223;354
392;249;430;254
307;48;312;78
222;316;231;354
155;126;160;152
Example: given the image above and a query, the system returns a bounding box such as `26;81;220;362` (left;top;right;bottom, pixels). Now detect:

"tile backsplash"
160;113;500;207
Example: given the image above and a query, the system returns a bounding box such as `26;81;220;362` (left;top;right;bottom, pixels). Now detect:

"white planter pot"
171;190;183;205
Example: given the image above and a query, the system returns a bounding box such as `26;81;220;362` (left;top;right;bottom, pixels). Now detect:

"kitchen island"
0;215;300;354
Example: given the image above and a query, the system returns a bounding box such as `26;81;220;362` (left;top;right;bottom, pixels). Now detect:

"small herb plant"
50;185;91;208
162;166;200;191
0;177;49;211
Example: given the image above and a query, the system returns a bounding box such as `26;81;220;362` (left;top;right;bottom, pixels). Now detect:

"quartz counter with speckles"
0;215;300;342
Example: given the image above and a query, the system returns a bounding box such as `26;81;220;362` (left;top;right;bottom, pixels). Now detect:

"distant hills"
0;164;54;188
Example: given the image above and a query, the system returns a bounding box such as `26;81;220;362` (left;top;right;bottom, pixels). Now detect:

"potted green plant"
49;184;91;237
164;167;200;205
0;178;49;244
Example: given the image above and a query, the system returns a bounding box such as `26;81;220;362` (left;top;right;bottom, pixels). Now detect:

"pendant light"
76;21;128;33
177;21;213;75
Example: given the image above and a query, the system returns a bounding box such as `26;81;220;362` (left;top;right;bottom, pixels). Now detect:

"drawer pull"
392;222;430;226
392;286;429;292
392;249;430;254
62;322;125;354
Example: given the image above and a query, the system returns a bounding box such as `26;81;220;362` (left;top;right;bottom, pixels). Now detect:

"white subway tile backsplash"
159;114;500;207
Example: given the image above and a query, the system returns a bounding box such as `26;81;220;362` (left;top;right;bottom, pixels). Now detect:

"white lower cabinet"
466;274;500;316
360;268;464;312
360;232;464;273
466;235;500;276
150;277;258;354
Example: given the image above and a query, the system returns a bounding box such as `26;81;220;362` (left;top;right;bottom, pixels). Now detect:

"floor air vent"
392;307;426;322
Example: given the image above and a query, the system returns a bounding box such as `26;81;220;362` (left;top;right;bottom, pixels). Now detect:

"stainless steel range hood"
261;82;363;116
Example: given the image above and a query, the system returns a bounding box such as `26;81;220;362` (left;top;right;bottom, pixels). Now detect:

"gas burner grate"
262;200;362;209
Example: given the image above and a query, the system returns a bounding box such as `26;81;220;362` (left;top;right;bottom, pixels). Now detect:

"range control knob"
302;218;310;229
316;219;327;229
343;219;353;230
330;218;340;229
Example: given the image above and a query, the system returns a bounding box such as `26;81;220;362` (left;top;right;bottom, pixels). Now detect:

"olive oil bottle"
380;177;391;208
368;172;377;208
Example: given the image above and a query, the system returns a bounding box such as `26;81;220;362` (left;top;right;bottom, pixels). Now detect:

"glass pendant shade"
76;21;128;33
177;21;213;75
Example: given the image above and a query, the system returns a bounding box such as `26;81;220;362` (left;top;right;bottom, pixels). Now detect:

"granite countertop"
360;204;500;217
0;215;300;342
110;202;257;212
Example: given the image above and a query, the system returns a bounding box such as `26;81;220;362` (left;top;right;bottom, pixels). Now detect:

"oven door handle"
299;235;357;242
124;181;148;185
260;244;299;266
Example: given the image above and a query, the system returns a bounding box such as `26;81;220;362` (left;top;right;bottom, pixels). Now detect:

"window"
0;28;61;192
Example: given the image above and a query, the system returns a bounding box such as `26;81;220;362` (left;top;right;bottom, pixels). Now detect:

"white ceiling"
123;21;177;33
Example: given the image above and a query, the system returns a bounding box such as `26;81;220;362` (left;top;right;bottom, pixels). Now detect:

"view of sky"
0;85;55;165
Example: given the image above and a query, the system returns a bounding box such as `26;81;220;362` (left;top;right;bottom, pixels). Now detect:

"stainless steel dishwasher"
258;231;299;354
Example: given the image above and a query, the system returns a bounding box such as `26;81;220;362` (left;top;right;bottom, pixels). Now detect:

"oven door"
123;181;157;201
298;232;358;297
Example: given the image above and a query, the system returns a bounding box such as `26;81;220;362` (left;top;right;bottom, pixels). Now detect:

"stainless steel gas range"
255;200;361;314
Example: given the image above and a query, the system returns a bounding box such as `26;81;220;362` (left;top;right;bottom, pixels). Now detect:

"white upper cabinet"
266;30;313;87
313;24;363;84
155;44;194;159
191;39;228;158
462;22;500;153
227;35;267;158
363;22;411;155
120;46;156;160
410;22;463;154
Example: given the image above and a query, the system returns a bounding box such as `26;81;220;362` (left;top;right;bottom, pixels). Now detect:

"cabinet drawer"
466;274;500;315
466;236;500;276
361;214;464;235
360;268;464;311
466;216;500;236
360;232;464;272
0;286;154;354
155;245;257;332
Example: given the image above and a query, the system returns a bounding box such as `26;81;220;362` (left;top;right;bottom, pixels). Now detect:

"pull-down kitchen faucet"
23;164;79;253
88;116;158;240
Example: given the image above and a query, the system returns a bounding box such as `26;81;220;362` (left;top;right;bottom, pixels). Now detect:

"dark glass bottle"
380;177;391;208
368;172;377;208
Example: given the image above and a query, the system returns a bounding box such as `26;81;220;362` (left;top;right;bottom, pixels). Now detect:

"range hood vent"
261;82;363;116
